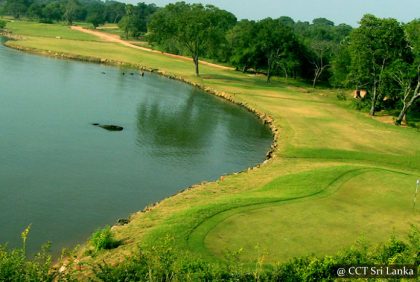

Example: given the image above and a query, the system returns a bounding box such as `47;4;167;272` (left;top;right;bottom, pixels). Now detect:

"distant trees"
85;2;106;29
255;18;298;82
0;19;6;29
225;16;351;86
119;3;158;38
227;18;301;81
0;0;158;31
226;20;258;73
294;18;352;88
148;2;236;76
4;0;29;19
104;1;125;24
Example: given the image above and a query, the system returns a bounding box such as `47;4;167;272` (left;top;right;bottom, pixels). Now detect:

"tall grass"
93;226;420;281
0;225;54;281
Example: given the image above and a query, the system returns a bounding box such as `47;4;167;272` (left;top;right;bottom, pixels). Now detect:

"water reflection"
136;89;218;153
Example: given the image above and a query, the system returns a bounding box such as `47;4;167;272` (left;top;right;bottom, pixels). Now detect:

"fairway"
3;20;420;267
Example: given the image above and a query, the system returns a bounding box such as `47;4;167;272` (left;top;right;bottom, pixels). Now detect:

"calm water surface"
0;39;272;254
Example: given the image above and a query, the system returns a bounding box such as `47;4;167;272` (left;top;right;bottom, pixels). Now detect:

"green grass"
202;168;419;262
3;20;420;271
5;20;100;41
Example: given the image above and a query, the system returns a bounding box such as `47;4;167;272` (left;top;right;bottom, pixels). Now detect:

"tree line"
0;0;157;28
0;1;418;124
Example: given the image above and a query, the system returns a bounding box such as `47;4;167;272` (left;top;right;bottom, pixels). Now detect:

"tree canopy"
148;2;236;76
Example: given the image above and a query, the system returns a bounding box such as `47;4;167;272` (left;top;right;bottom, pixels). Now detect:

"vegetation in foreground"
0;3;419;280
93;228;420;281
1;227;419;281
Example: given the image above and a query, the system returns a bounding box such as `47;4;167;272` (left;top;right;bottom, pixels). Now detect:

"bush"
336;90;347;101
90;226;120;252
0;20;6;29
93;226;420;281
0;225;55;281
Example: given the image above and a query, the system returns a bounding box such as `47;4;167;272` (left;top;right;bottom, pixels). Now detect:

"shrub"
0;19;7;29
0;225;55;282
90;226;120;252
336;90;347;101
93;227;420;281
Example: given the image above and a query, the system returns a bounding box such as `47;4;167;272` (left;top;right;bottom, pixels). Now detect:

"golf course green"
3;20;419;267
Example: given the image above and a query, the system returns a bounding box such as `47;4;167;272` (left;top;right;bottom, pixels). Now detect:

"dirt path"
70;26;234;71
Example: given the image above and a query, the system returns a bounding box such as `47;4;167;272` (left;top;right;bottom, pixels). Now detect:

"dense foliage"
0;0;157;28
148;2;236;76
1;227;418;281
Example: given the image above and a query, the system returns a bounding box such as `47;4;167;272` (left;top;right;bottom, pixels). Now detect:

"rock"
116;218;129;225
92;123;124;131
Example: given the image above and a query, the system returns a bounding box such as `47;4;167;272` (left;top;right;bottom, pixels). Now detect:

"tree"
312;17;334;27
4;0;29;19
104;0;126;23
227;20;259;73
42;2;63;23
294;17;352;86
348;15;411;116
27;3;43;20
64;0;80;25
405;19;420;58
391;61;420;125
148;2;236;76
255;18;297;82
308;40;334;87
118;4;136;38
87;11;104;28
86;3;105;28
227;20;262;73
330;39;351;88
118;3;157;39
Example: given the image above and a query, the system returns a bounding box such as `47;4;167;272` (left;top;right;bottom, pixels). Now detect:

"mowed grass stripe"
203;169;419;262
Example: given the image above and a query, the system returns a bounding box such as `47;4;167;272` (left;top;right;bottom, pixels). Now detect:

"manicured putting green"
202;168;419;262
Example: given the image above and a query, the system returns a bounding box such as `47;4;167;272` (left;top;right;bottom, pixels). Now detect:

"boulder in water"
92;123;124;131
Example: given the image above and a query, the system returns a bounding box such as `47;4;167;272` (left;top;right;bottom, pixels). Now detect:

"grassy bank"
2;20;419;275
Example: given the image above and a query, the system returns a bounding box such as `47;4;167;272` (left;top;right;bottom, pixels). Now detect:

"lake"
0;39;272;254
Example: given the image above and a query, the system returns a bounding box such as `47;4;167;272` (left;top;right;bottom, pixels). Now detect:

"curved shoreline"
2;38;280;236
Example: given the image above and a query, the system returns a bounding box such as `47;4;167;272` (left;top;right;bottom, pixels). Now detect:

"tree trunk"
312;75;317;88
267;68;271;83
395;93;420;125
313;68;321;88
193;55;199;76
267;57;272;83
370;84;378;116
395;105;408;125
